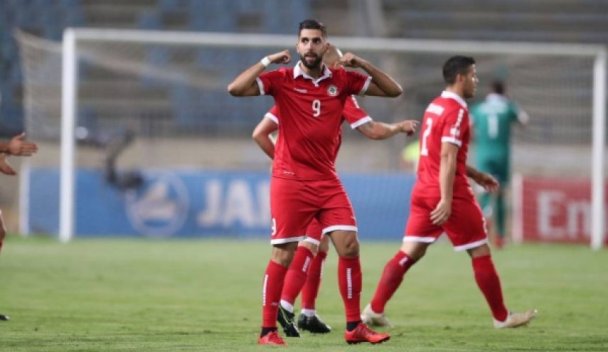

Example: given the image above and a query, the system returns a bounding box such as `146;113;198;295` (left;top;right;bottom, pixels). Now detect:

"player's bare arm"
357;120;418;140
430;142;458;225
252;117;278;160
338;53;402;97
227;50;291;96
0;154;16;176
0;133;38;156
466;165;500;193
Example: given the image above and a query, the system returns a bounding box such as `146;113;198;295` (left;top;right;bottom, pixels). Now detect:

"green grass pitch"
1;236;607;351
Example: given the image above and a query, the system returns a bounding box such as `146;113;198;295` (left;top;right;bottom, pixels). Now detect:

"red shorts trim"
404;196;488;250
302;219;323;245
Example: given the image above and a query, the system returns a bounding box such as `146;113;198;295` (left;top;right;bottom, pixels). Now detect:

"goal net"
16;29;606;247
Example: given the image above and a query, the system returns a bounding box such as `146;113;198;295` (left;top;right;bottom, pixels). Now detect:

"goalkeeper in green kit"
470;80;528;248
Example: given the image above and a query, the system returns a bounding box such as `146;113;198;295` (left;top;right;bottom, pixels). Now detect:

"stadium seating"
2;0;607;138
382;0;608;43
1;0;313;136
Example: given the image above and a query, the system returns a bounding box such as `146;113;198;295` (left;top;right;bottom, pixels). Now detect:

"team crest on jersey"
327;85;338;96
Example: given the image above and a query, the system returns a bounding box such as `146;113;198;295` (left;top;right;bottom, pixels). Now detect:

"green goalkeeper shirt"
470;93;526;160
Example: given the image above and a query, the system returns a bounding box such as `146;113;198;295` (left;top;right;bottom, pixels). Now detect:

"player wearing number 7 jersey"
228;19;411;346
362;56;537;330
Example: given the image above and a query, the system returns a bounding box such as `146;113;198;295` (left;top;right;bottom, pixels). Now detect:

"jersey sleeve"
345;70;372;96
264;105;280;124
343;95;372;129
510;101;529;124
441;107;469;147
256;69;285;96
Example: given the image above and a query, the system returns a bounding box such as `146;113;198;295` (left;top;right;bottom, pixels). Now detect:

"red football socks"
261;260;288;328
338;256;362;322
301;250;327;310
280;246;314;307
370;251;415;313
472;255;509;322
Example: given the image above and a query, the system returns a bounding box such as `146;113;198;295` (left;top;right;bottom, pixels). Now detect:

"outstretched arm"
466;165;499;193
357;119;418;140
227;50;291;96
252;117;278;160
0;133;38;156
339;53;403;97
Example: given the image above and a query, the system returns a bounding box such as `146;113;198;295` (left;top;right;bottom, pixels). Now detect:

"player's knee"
271;243;298;267
327;230;359;257
318;237;330;253
400;242;427;261
340;237;359;257
467;243;491;258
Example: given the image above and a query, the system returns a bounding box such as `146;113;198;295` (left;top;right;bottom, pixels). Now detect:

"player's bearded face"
299;52;323;69
297;29;326;70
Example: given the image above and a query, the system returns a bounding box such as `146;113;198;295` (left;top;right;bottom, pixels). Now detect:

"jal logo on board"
197;179;270;228
126;173;189;237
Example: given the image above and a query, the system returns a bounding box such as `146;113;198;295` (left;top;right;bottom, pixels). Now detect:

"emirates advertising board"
513;174;608;245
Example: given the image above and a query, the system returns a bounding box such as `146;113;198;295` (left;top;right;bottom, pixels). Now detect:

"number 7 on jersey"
420;118;433;156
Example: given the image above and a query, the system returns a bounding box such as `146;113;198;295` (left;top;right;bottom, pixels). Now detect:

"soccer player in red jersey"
0;132;39;321
252;45;417;338
252;107;333;336
229;19;410;345
361;56;537;330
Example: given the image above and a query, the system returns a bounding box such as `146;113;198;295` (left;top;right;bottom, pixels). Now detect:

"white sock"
280;300;294;313
300;308;315;317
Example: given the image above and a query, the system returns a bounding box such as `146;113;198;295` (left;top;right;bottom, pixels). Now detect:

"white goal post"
56;28;606;248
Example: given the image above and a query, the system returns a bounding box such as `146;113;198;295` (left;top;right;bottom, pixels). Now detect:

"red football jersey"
265;95;372;173
257;63;371;180
413;91;474;200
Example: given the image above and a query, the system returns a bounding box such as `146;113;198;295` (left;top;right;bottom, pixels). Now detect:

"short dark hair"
298;19;327;38
491;80;505;94
442;56;475;84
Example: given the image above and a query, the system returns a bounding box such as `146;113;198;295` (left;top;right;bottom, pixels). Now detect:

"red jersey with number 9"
257;63;371;180
414;91;474;200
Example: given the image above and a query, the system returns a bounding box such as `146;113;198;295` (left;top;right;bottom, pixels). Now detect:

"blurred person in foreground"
0;132;39;321
361;56;537;330
470;80;529;248
252;44;417;339
229;18;412;345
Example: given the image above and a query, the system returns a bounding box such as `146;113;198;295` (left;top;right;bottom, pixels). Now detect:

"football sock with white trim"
370;251;415;314
280;246;313;307
261;260;288;329
472;255;509;322
338;256;362;323
301;250;327;311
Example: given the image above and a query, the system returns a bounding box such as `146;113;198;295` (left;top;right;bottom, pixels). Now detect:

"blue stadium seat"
148;47;170;66
59;0;85;26
236;0;257;13
140;47;170;87
157;0;180;11
171;85;196;125
138;9;161;29
189;1;235;32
